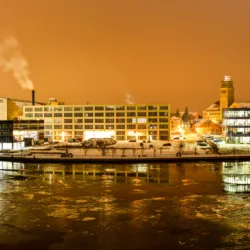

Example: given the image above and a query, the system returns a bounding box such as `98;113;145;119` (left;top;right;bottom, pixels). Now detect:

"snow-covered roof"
204;101;220;111
232;102;250;108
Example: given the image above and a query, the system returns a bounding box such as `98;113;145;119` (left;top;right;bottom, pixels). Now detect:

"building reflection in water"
222;161;250;193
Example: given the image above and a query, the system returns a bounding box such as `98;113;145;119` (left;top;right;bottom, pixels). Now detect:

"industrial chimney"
32;90;35;105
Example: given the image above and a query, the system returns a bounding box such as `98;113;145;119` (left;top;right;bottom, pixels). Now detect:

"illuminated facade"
193;119;222;135
202;76;235;123
202;101;220;124
0;120;44;149
222;162;250;193
23;102;170;142
220;76;234;120
223;104;250;143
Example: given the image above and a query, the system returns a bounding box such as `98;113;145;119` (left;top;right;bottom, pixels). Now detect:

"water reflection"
222;161;250;193
0;161;250;248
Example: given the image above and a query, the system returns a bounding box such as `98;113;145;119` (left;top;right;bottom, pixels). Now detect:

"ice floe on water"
82;217;96;222
48;207;80;220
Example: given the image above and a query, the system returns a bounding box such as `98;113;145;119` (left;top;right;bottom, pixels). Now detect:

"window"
138;118;146;123
116;124;125;129
64;107;73;111
54;107;62;112
54;113;62;117
34;107;42;112
127;106;136;110
95;106;104;111
148;118;157;123
44;119;53;123
116;106;125;110
45;125;52;129
54;125;62;129
25;113;33;117
64;125;73;129
106;125;114;129
75;131;82;135
106;106;114;110
138;112;146;116
160;106;168;110
116;112;125;117
95;119;104;123
25;107;33;112
35;113;43;118
85;125;93;129
74;119;83;123
95;125;104;129
138;124;146;129
160;131;168;135
54;118;62;123
44;113;53;117
75;125;83;129
116;119;125;123
159;124;168;129
84;106;93;111
127;118;136;123
148;105;157;110
159;112;168;116
159;118;168;123
138;106;146;110
127;124;136;129
127;112;136;116
106;119;114;123
148;112;157;116
85;119;93;123
44;107;53;112
149;124;157;129
95;113;104;117
74;113;83;117
64;119;72;123
74;107;83;111
116;131;125;135
64;113;73;117
84;113;93;117
106;112;114;117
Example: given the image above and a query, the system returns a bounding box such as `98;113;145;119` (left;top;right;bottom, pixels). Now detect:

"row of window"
38;118;169;124
45;124;169;130
24;112;169;118
24;105;169;112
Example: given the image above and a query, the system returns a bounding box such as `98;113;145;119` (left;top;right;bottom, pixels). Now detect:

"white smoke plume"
0;36;34;90
125;93;134;104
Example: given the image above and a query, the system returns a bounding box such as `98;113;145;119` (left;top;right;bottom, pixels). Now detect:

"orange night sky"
0;0;250;112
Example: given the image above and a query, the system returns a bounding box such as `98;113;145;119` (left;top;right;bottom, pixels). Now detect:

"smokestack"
32;90;35;105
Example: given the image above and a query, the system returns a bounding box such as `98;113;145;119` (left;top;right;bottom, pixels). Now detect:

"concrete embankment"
0;154;250;163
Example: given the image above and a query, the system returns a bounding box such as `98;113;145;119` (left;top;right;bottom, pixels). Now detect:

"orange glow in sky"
0;0;250;112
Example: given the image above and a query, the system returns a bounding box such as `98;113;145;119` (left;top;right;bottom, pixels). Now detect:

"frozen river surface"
0;161;249;249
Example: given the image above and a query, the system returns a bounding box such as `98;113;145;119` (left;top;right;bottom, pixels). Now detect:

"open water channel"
0;161;249;249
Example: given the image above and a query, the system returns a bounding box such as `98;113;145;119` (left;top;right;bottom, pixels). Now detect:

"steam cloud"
0;36;34;90
125;93;134;104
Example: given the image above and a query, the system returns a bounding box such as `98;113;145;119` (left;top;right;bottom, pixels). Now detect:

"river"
0;161;249;249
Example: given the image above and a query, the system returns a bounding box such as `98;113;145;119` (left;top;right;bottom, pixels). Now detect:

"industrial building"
23;99;170;142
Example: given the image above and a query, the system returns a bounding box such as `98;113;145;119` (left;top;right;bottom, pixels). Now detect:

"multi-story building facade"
223;103;250;144
23;101;170;142
203;76;235;123
0;119;44;149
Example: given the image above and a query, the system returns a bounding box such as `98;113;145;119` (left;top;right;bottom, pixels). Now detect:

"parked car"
163;143;171;146
129;139;136;142
197;142;208;147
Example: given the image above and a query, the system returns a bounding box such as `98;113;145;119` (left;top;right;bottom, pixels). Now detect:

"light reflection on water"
0;161;249;249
